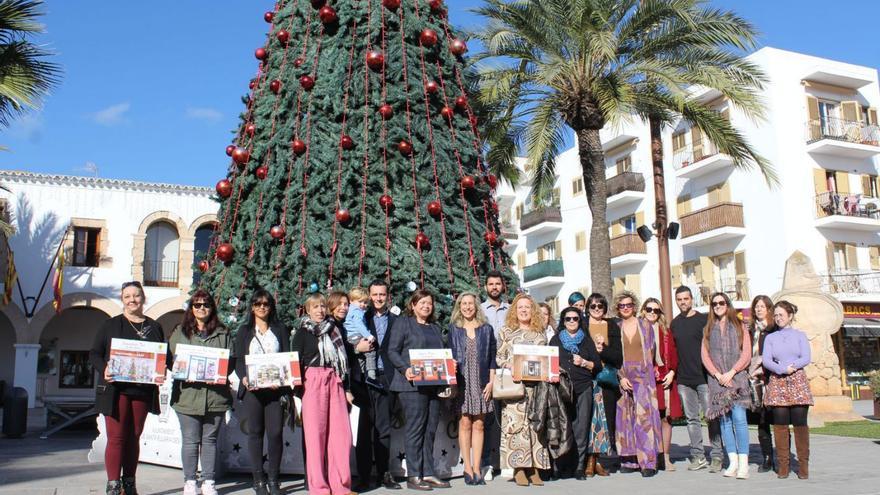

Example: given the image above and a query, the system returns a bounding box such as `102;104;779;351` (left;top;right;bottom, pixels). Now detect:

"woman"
614;291;661;477
234;289;290;495
538;302;555;341
447;292;497;485
292;293;355;495
568;291;587;314
386;289;451;490
763;301;813;480
584;293;620;476
89;281;166;495
641;298;680;472
496;293;550;486
748;295;776;473
169;290;234;495
701;292;752;480
550;307;601;480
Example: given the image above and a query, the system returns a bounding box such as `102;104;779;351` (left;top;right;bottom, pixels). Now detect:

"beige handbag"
492;368;525;400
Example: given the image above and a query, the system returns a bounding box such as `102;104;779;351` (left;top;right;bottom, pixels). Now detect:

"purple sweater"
762;327;811;375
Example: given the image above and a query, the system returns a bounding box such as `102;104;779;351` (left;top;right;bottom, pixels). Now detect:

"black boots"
267;478;282;495
758;453;775;473
382;472;402;490
106;481;122;495
120;477;137;495
253;473;269;495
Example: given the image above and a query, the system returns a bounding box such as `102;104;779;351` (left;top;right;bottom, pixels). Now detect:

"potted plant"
868;370;880;419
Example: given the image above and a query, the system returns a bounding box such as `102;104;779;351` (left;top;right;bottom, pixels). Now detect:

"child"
345;287;378;382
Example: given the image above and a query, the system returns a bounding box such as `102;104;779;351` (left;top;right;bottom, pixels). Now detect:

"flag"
52;248;64;314
2;248;16;305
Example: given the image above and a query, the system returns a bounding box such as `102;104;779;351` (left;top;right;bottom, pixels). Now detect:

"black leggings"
772;406;809;426
241;389;284;478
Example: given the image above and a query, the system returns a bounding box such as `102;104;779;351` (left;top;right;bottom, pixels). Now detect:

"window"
707;182;731;205
537;241;561;261
862;175;879;198
712;253;736;293
516;252;526;269
144;221;180;287
72;227;100;267
575;231;587;252
615;155;632;175
672;131;687;153
620;215;636;234
192;224;216;285
818;100;839;135
515;204;523;221
571;177;584;196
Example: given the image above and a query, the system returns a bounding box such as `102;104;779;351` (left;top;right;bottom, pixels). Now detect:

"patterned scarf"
299;316;348;380
558;328;585;355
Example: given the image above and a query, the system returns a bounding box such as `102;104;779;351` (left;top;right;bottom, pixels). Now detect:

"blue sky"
1;0;878;187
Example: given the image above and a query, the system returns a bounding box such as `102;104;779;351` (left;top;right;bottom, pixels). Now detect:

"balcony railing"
500;221;518;239
144;259;179;287
523;259;564;283
686;278;750;305
820;270;880;295
805;117;880;146
610;233;647;258
672;142;721;170
815;191;880;219
679;202;744;238
606;171;645;197
519;206;562;231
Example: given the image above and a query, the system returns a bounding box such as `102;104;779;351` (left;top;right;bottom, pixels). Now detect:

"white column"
13;343;40;408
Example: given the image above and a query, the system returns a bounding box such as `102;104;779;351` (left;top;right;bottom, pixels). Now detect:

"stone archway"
27;291;121;344
1;302;30;345
185;214;218;289
146;294;188;340
131;211;189;290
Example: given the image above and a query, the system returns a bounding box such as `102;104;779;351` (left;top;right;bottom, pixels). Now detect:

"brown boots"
513;469;529;486
527;468;543;486
793;425;810;480
773;425;791;479
584;454;609;477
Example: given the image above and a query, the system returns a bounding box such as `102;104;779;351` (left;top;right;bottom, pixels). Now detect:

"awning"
842;317;880;337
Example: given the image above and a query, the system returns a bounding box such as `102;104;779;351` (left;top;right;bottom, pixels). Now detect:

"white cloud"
185;106;223;123
90;102;130;126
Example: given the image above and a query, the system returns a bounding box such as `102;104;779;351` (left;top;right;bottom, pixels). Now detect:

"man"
670;286;723;472
479;270;509;481
351;279;401;490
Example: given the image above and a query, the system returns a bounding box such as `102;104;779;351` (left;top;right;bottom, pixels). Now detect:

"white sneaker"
483;466;494;481
722;453;739;477
736;454;750;479
183;480;198;495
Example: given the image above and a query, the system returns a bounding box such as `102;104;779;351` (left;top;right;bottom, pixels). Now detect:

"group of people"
89;273;814;495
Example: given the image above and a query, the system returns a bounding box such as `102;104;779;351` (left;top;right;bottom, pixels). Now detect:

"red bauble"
255;47;268;60
292;139;307;156
293;57;305;68
449;39;468;56
440;106;454;119
382;0;401;10
419;29;439;47
270;225;286;239
245;123;256;136
335;208;351;223
425;80;439;94
366;51;385;71
264;11;274;23
484;231;498;245
276;30;290;44
455;95;468;110
460;175;476;189
299;75;315;90
255;166;269;180
225;144;235;156
215;179;232;198
269;79;282;94
415;232;430;249
379;104;394;120
427;200;442;217
216;243;234;263
310;0;326;8
429;0;443;11
248;79;257;90
486;173;498;189
340;135;354;150
379;194;394;209
398;140;413;156
318;5;337;24
197;260;210;273
232;147;250;165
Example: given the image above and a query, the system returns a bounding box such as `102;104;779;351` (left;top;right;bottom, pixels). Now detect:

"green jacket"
168;324;234;416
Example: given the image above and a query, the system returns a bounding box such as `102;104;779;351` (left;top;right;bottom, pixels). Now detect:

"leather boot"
527;468;543;486
584;455;596;478
773;425;790;479
106;481;122;495
513;468;529;486
594;456;610;477
793;425;809;480
121;477;138;495
758;454;775;473
252;472;269;495
267;478;282;495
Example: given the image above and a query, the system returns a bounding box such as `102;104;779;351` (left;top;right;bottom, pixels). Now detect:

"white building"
496;47;880;381
0;170;218;408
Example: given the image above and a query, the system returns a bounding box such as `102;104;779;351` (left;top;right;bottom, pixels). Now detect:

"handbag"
492;368;525;400
748;377;763;407
596;365;619;388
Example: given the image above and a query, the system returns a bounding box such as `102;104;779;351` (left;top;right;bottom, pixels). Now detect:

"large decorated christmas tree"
198;0;515;325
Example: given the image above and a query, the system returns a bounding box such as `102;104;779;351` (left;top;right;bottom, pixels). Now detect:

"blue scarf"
559;328;585;354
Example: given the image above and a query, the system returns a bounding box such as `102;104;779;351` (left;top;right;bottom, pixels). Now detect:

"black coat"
550;332;603;395
234;321;290;390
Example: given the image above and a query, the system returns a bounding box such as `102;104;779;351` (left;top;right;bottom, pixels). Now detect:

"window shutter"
734;251;747;277
552;187;561;206
835;171;850;194
516;204;523;221
691;126;704;161
708;184;720;205
635;211;645;229
537;248;545;262
614;277;625;294
813;168;827;194
517;252;526;268
625;274;641;299
869;246;880;270
671;264;682;288
91;228;102;266
845;244;858;270
611;220;623;237
74;229;87;265
575;231;587;251
555;240;562;260
698;256;713;285
862;175;873;196
841;101;861;123
826;242;836;271
806;95;821;140
720;181;732;203
677;194;692;216
868;107;879;126
672;131;686;154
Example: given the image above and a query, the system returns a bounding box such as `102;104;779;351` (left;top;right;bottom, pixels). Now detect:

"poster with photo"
171;344;230;384
245;352;301;388
408;349;457;386
108;339;168;384
512;344;560;383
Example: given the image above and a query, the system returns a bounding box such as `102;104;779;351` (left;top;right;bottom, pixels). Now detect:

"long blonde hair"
640;297;669;330
450;291;488;328
503;293;544;334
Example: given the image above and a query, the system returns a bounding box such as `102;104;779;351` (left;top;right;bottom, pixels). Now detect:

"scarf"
706;320;751;419
558;328;585;355
299;316;348;380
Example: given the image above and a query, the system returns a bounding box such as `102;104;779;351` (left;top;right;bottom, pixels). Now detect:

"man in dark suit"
351;279;401;490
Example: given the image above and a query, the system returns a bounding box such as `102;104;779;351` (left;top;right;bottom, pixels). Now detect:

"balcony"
522;259;565;289
814;192;880;231
519;206;563;236
609;233;648;267
144;259;179;287
500;222;519;248
805;118;880;159
679;202;746;247
821;270;880;299
606;172;645;208
687;278;751;306
673;143;734;180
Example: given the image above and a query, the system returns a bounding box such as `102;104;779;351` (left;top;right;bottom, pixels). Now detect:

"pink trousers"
302;367;352;495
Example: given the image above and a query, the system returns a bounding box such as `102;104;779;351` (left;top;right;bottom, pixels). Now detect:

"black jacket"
550;332;602;395
385;316;445;392
234;321;290;386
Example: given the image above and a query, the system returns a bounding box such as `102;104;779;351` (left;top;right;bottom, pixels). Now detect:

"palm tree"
472;0;774;297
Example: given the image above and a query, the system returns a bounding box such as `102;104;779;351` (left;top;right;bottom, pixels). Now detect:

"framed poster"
59;350;94;389
171;344;230;384
512;344;560;383
408;349;457;386
245;352;301;388
108;338;168;384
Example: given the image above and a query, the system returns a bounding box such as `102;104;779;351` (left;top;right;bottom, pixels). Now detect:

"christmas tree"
199;0;514;325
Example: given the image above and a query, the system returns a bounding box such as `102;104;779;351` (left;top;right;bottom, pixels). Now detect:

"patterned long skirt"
615;360;662;470
589;383;610;454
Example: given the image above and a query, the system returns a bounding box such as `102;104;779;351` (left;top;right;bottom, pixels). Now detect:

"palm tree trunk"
576;128;611;298
650;117;673;313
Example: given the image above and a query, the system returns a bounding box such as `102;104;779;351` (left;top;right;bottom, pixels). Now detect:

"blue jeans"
719;405;749;455
177;411;224;481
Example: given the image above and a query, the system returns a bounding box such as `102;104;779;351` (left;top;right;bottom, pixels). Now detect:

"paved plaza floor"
1;402;878;495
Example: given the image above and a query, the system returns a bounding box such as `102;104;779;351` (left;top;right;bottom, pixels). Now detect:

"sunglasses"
121;281;143;290
253;301;271;308
711;301;728;307
563;316;580;322
617;303;635;309
589;303;605;310
191;303;211;310
644;307;662;315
